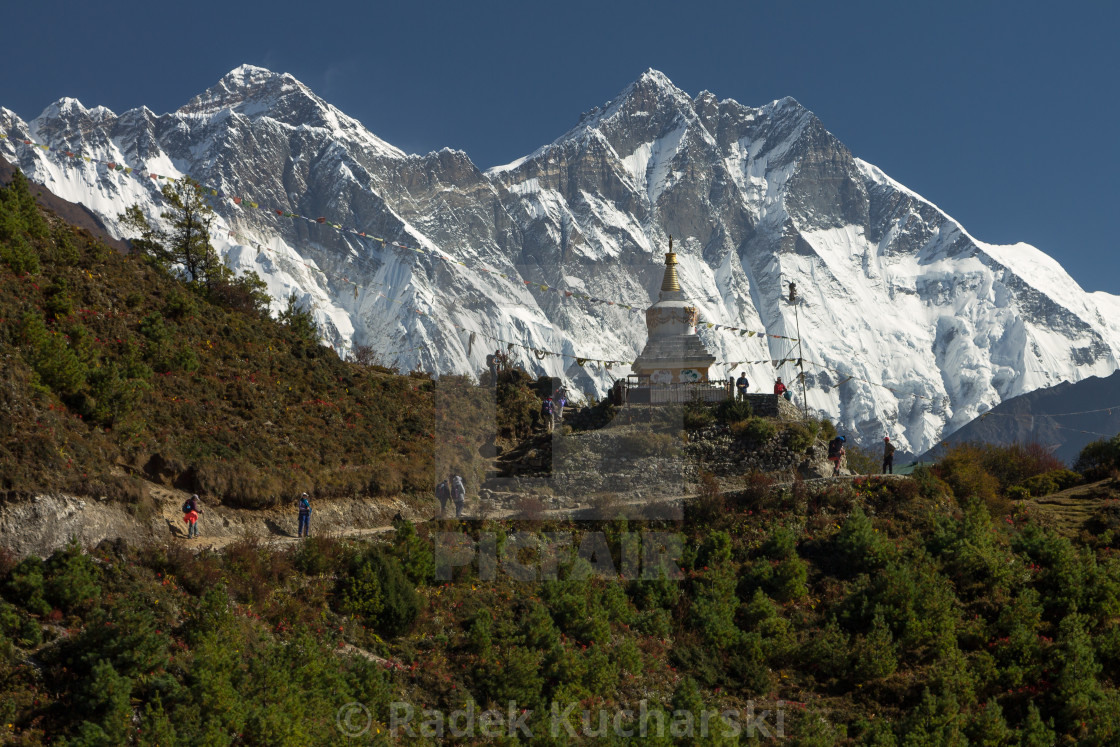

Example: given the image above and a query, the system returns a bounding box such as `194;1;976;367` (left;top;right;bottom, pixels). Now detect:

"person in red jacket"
774;377;791;400
182;494;202;539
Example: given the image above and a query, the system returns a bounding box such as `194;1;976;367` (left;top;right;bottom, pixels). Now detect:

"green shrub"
139;311;171;345
1076;435;1120;481
293;536;346;576
518;601;560;651
831;506;891;576
0;599;42;647
0;173;46;275
4;556;51;617
633;607;672;637
1051;612;1103;730
714;397;752;424
0;233;40;275
21;312;87;397
743;526;809;601
389;517;434;585
1016;468;1083;497
45;540;102;614
697;530;732;567
732;416;776;446
785;421;816;452
162;288;196;319
681;401;715;430
799;617;850;681
740;588;795;661
690;567;741;648
911;463;951;500
335;548;420;637
1011;524;1088;619
43;278;73;320
49;224;80;265
849;611;898;682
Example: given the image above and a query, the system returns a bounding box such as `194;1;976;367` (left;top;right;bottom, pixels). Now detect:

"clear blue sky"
4;0;1118;292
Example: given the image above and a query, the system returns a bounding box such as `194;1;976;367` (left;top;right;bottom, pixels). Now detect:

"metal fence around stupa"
619;380;732;405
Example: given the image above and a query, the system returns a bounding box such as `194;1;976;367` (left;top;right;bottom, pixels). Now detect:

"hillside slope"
0;167;496;509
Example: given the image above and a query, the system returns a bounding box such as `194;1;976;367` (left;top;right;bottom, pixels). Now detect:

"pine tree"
120;177;226;289
0;169;43;275
161;177;221;287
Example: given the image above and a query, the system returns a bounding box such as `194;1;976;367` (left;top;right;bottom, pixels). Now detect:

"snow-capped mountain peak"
3;66;1118;455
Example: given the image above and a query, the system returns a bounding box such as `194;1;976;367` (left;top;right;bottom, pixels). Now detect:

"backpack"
541;400;552;415
181;499;192;514
828;438;842;458
435;481;450;502
298;497;311;515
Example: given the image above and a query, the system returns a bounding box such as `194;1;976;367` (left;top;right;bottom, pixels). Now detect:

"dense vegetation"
1;439;1120;743
0;169;503;507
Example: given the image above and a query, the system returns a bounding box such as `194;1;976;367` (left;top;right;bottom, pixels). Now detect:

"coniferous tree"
120;177;222;288
120;180;270;315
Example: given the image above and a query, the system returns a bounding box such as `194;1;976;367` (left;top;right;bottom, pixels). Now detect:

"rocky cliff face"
3;65;1117;454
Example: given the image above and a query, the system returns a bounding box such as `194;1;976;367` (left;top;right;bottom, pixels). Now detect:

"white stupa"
631;237;716;384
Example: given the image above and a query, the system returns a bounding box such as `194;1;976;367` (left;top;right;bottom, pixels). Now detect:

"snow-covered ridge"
3;66;1118;455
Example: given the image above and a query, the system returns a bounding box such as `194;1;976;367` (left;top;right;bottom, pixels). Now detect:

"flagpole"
788;282;809;420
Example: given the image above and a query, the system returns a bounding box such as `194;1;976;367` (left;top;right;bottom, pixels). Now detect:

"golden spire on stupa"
661;235;681;293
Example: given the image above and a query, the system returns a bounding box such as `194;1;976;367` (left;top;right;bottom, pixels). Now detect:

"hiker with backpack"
450;474;466;519
435;479;451;516
882;437;895;475
555;387;568;422
296;492;311;538
827;436;846;477
541;396;555;433
182;494;202;539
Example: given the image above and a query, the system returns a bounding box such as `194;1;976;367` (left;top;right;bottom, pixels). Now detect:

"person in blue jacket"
297;492;311;538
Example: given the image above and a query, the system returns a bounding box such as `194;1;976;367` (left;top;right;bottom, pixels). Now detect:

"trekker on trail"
882;437;895;475
182;494;202;539
541;396;555;433
297;492;311;538
828;436;846;477
555;388;568;422
435;479;451;516
486;353;497;386
736;372;750;400
450;474;466;519
774;378;788;400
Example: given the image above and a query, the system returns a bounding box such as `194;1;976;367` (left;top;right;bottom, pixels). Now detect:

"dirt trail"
0;477;415;558
1;460;918;558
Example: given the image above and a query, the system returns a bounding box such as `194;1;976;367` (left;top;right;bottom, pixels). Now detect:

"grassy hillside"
0;168;503;508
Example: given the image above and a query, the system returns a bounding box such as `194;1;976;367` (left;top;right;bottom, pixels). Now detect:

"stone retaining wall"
741;394;802;420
